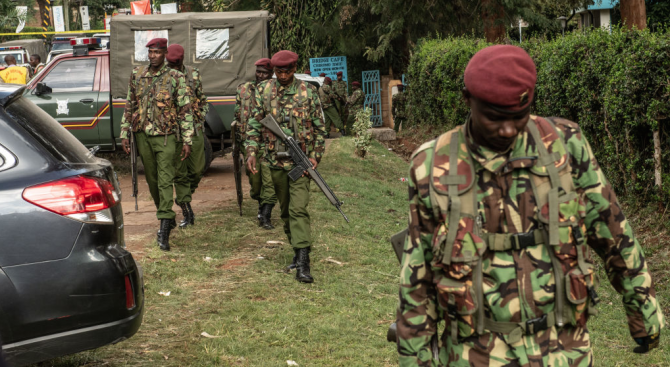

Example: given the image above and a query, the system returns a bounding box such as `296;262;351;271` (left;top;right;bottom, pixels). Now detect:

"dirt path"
118;154;243;255
118;138;339;256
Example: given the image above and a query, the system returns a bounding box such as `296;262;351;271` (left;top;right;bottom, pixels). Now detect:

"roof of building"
588;0;616;10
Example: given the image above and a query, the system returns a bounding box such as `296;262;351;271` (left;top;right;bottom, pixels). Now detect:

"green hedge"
406;28;670;201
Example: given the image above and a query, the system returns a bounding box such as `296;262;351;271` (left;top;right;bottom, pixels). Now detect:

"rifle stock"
258;114;349;223
130;132;138;211
231;121;243;216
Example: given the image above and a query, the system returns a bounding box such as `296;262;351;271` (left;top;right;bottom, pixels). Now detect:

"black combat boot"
287;249;298;271
295;247;314;283
157;219;173;251
157;218;177;235
257;202;263;226
178;202;192;228
259;204;275;230
186;202;195;225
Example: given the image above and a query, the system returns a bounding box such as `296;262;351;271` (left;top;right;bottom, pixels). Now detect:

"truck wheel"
204;137;214;172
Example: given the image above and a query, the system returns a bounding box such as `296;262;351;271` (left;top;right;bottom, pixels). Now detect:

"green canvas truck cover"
0;39;48;63
110;11;271;99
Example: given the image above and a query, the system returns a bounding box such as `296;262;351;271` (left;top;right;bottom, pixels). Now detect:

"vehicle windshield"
5;97;97;164
51;42;73;51
0;52;24;65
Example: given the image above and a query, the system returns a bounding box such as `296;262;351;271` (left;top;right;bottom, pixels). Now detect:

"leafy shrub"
352;107;373;158
406;27;670;202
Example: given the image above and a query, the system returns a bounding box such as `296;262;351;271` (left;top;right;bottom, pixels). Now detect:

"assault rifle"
259;114;349;223
130;132;138;211
231;121;243;216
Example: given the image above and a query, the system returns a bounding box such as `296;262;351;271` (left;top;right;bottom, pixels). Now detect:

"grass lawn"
36;138;668;366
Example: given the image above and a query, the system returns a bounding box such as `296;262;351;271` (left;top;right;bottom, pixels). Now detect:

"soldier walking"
166;44;208;228
245;50;327;283
397;45;664;366
119;38;194;251
319;76;343;137
235;58;278;229
345;81;365;134
332;71;348;132
392;84;407;132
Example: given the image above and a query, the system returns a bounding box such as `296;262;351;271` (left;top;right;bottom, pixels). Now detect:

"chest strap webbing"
481;230;544;251
527;120;566;327
484;311;556;345
440;132;466;266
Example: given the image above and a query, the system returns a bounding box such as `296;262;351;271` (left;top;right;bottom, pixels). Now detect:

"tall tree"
620;0;647;29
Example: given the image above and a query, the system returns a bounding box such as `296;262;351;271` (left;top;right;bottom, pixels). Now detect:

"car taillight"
22;175;119;224
125;275;136;309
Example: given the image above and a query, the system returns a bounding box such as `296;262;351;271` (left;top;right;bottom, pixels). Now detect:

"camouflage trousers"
270;168;311;249
243;150;277;206
174;132;205;204
324;106;343;132
408;325;592;367
135;132;179;220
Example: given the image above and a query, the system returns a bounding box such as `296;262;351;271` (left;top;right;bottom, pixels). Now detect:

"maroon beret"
254;58;272;70
352;81;361;87
304;69;311;75
145;38;167;49
464;45;537;112
271;50;298;68
319;73;326;77
166;44;184;63
324;77;332;83
336;71;343;76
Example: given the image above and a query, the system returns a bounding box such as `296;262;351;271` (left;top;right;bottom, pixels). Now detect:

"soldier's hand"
122;139;130;154
247;156;258;175
303;158;318;177
181;145;191;161
633;333;660;354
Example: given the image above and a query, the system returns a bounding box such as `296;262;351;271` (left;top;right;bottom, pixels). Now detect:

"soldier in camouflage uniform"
235;58;278;229
398;45;664;366
392;84;407;132
245;50;327;283
332;71;348;131
120;38;194;251
319;76;343;137
166;44;209;228
345;81;365;134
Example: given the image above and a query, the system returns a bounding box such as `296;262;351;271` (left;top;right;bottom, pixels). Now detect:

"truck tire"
204;137;214;173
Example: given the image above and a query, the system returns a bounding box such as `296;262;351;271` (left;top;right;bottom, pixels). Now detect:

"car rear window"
51;42;73;51
5;97;97;164
0;52;24;65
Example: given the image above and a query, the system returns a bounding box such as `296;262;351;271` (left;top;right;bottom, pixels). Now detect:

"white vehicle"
92;33;110;48
0;39;47;69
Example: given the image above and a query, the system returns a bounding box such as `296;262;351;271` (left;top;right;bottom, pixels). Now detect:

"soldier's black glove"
633;332;660;354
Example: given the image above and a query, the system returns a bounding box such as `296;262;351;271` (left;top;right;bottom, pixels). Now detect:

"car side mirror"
34;82;52;96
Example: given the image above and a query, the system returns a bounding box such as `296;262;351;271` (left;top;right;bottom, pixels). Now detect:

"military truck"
23;11;272;169
0;39;48;69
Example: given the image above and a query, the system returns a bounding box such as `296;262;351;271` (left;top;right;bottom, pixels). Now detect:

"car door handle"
79;98;95;104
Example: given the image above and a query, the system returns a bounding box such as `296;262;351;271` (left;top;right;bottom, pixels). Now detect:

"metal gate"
362;70;382;127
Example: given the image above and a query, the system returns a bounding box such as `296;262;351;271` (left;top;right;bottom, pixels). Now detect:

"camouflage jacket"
182;65;209;133
319;84;335;109
392;91;408;119
332;79;347;100
119;64;194;145
234;81;257;145
347;88;365;114
244;77;327;170
398;116;664;366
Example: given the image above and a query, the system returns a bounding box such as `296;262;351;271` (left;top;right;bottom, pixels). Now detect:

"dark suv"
0;84;143;366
